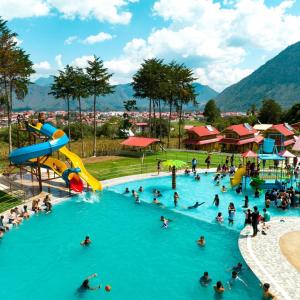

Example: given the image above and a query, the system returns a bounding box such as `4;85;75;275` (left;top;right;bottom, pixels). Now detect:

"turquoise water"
1;190;260;300
110;173;300;230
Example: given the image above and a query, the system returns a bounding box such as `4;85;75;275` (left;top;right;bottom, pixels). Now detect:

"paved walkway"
239;217;300;300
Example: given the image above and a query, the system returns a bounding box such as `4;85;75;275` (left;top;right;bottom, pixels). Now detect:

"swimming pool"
110;173;300;231
1;173;298;299
0;189;260;300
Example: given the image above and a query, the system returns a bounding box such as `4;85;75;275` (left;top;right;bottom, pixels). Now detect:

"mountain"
216;42;300;111
12;78;218;112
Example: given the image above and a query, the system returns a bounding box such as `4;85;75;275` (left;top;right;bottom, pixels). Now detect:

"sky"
2;0;300;92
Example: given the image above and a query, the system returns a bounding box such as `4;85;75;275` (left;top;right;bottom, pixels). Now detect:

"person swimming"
214;174;220;181
213;195;220;207
199;272;212;286
157;190;162;197
231;262;244;274
135;196;141;204
216;212;223;223
221;185;227;192
195;174;201;181
188;201;204;209
197;236;205;246
138;186;144;192
124;187;130;194
160;216;169;228
79;273;100;291
214;281;225;294
80;236;91;246
216;180;220;186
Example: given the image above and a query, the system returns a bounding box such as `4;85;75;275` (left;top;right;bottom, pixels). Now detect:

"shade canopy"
242;150;258;158
121;137;160;148
292;137;300;152
163;160;186;168
279;150;296;158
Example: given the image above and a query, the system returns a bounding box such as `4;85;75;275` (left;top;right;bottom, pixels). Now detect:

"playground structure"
5;116;102;194
230;138;297;190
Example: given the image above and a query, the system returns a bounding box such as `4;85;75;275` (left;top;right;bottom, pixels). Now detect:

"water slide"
9;122;102;192
230;167;246;187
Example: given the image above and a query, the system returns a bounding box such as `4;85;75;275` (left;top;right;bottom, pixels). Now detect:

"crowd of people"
0;194;52;239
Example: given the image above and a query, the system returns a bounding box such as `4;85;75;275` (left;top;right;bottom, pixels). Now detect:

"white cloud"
82;32;114;44
64;36;78;45
0;0;136;24
33;61;51;71
13;37;23;46
55;54;63;69
0;0;49;20
71;55;95;68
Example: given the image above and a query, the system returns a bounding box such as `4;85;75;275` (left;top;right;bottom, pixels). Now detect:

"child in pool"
197;236;205;246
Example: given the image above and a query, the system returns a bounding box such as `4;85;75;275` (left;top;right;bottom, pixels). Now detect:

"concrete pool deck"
239;217;300;300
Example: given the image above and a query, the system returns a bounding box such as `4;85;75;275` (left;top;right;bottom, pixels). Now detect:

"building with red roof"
121;137;161;152
220;123;263;153
264;123;295;150
184;125;221;151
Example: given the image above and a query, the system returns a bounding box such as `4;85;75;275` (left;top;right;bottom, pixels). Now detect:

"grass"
0;190;22;213
84;150;243;180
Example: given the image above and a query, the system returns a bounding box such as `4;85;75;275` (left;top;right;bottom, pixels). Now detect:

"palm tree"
69;67;89;157
163;159;186;189
49;65;74;149
86;56;114;157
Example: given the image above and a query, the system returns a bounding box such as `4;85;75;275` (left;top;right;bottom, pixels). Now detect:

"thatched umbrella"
163;160;186;189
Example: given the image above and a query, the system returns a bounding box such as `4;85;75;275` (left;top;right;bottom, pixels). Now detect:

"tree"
132;58;164;137
86;56;114;157
258;99;282;124
282;103;300;124
49;65;74;149
203;99;220;123
0;18;35;152
123;99;137;112
69;67;89;157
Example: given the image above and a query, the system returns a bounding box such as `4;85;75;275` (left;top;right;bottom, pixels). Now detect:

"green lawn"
85;151;243;180
0;190;22;213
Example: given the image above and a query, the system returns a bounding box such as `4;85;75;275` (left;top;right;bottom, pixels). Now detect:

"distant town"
0;110;247;128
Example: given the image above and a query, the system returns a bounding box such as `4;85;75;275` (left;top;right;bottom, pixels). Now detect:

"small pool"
110;173;300;230
1;190;260;300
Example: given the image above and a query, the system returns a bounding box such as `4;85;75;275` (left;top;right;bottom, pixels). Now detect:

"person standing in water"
213;194;220;207
174;192;179;207
79;273;101;291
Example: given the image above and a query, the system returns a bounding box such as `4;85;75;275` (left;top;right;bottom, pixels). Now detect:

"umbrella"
242;150;258;158
279;150;295;158
163;160;186;189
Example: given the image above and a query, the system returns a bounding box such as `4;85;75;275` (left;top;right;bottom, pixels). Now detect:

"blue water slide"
9;123;69;165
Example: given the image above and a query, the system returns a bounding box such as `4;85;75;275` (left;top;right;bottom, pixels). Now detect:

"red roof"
242;150;258;158
121;137;160;148
283;139;295;146
226;124;257;136
185;137;222;145
220;135;263;145
270;124;294;136
188;125;220;137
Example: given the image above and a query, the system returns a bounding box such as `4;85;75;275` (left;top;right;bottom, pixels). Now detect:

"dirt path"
279;231;300;272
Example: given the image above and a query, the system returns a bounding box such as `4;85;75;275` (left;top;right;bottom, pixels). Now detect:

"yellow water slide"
230;167;246;187
59;146;102;191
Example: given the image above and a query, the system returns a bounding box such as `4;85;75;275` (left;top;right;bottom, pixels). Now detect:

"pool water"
1;190;260;300
110;173;300;231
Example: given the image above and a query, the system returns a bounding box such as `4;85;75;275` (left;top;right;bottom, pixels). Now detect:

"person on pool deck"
197;236;205;246
243;195;249;208
213;194;220;207
138;186;144;192
244;209;252;227
191;158;197;172
262;283;276;299
214;281;225;294
188;201;203;209
0;215;9;231
199;272;212;286
80;273;100;291
21;205;30;219
80;236;91;246
174;192;179;207
251;206;260;237
124;187;130;194
160;216;169;228
227;271;247;289
216;212;223;223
